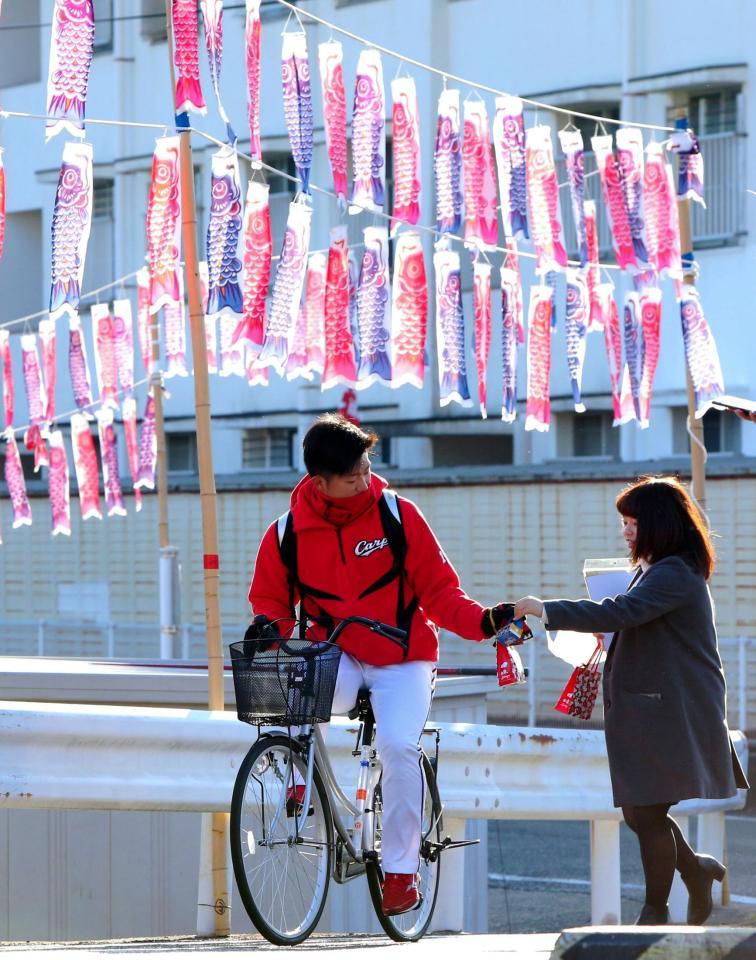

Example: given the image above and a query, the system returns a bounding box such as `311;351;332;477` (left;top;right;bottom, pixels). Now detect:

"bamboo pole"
163;2;230;935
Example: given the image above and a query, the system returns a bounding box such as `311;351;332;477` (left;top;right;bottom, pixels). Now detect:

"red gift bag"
554;642;603;719
497;642;526;686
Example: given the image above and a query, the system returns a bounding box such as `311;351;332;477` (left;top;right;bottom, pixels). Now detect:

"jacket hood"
290;473;389;531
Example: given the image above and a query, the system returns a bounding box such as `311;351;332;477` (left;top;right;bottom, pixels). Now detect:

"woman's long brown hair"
615;476;716;579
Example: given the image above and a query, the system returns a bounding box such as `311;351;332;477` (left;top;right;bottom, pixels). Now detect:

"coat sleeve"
543;556;697;633
248;521;300;626
401;499;488;641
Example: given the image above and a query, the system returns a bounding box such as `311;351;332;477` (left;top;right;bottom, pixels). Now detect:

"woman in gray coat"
514;476;748;926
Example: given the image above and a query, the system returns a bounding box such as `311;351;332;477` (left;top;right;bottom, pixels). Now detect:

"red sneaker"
382;872;421;916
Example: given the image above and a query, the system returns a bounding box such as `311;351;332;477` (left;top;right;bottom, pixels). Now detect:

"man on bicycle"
247;413;512;916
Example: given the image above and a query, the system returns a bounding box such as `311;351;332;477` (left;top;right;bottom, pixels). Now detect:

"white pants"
331;653;436;874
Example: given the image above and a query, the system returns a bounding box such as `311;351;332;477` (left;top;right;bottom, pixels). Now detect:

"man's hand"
514;597;545;620
481;602;515;638
244;614;279;650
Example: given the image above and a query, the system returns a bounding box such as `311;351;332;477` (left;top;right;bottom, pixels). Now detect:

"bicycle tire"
230;734;333;945
365;751;442;942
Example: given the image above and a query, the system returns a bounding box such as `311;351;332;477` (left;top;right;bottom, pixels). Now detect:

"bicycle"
229;615;477;946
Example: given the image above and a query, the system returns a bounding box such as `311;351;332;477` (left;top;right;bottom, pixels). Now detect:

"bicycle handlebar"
272;616;408;659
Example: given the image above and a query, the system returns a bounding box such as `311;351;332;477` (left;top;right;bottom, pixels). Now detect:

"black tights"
622;804;699;910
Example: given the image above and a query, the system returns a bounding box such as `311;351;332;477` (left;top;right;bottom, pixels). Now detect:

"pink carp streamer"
286;305;312;383
21;334;49;470
260;199;312;372
670;129;705;206
200;0;235;142
391;232;427;390
564;269;589;413
136;268;154;375
679;285;724;418
122;396;142;512
164;274;188;378
219;314;245;377
525;126;567;275
592;134;636;272
500;267;519;423
45;0;95;140
356;227;392;388
171;0;206;115
4;431;32;528
616;127;650;268
595;284;622;423
621;292;643;422
558;129;587;266
146;137;182;314
463;100;498;250
434;88;462;238
135;394;157;490
493;95;529;240
434;248;471;408
112;299;135;396
638;286;662;428
390;76;422;234
503;240;525;344
583;200;603;331
0;330;14;428
70;412;101;520
206;147;243;318
50;141;93;322
282;30;314;193
348;249;361;367
245;343;268;386
525;285;554;432
302;253;326;377
322;225;357;390
68;312;94;415
644;142;682;281
0;149;5;261
97;408;126;517
237;180;271;347
350;48;385;215
245;0;262;160
39;318;57;423
472;260;492;417
91;303;119;409
318;41;348;203
48;430;72;535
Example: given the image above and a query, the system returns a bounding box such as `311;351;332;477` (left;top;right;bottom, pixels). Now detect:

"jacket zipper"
336;528;346;564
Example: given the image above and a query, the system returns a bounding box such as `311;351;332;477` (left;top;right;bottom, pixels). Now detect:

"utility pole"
163;1;230;936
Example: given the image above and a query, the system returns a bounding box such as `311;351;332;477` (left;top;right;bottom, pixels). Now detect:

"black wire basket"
230;638;342;726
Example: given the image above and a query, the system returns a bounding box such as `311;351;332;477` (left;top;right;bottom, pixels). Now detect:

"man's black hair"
303;414;378;477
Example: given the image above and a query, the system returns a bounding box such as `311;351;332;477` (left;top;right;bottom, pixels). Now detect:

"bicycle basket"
229;639;342;726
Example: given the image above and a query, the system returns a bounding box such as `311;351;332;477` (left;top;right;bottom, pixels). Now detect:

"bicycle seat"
346;686;373;721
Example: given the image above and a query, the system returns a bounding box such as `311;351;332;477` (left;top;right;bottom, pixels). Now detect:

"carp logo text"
354;537;389;558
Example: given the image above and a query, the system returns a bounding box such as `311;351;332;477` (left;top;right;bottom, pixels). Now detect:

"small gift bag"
497;642;526;686
554;641;602;719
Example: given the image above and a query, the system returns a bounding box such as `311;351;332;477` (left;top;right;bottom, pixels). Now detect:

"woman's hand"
514;597;545;620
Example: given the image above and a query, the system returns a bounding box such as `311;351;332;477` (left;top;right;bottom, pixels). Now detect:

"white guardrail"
0;700;748;929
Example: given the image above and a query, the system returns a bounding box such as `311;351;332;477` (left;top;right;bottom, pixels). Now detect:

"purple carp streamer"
0;330;14;429
525;285;553;432
245;0;262;160
621;292;644;422
616;127;650;268
644;142;682;281
356;226;392;388
390;76;422;234
146;137;182;314
350;48;386;215
473;260;492;417
558;129;587;266
492;95;528;240
97;408;126;517
592;134;636;272
282;31;314;194
322;226;357;390
237;180;271;347
48;430;72;536
638;286;662;428
4;430;32;528
135;394;157;490
206;147;243;319
463;100;498;250
91;303;119;410
200;0;235;142
391;232;427;390
564;269;589;413
434;88;462;238
679;285;724;418
0;149;6;262
434;248;471;408
319;40;348;203
260;199;312;372
112;299;135;397
39;318;57;423
670;129;705;206
500;267;519;423
171;0;206;115
71;412;102;520
525;126;567;275
50;141;93;322
45;0;95;140
68;312;94;415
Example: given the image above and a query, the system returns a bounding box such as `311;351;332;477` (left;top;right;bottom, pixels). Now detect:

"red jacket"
248;473;487;665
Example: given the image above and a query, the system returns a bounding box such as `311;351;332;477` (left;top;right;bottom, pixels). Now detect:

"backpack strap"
276;509;339;638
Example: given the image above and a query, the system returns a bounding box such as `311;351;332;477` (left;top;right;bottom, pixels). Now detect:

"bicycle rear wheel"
230;734;332;945
365;751;442;942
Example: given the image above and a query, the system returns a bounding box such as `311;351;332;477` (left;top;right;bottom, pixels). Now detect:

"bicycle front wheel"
230;734;333;945
365;751;442;942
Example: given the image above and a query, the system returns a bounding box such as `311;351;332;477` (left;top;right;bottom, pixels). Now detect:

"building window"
689;90;739;135
141;0;168;42
432;435;513;468
0;0;41;87
93;0;114;51
242;428;294;470
672;407;740;455
167;432;198;473
556;412;620;459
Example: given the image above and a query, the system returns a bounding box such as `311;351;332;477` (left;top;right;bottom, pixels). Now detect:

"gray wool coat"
543;553;748;807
